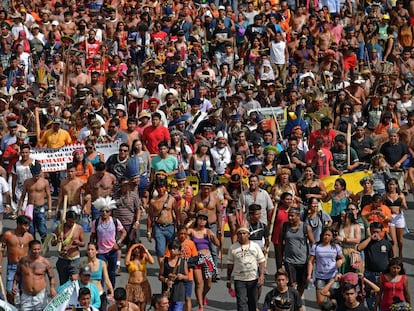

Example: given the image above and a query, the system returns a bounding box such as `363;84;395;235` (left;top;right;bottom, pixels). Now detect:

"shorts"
126;280;152;304
196;253;216;279
284;262;307;289
20;288;47;311
315;278;331;290
185;280;193;298
6;263;18;292
391;212;406;228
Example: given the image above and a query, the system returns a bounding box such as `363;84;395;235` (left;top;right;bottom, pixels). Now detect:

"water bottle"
307;278;314;290
81;214;90;232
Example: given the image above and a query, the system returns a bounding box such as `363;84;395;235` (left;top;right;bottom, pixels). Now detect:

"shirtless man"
124;117;140;148
56;163;85;219
105;8;121;40
60;11;77;36
108;288;140;311
52;211;85;285
14;239;56;311
69;63;91;96
189;182;222;280
147;179;179;265
317;22;334;54
0;215;33;304
17;163;52;242
84;161;116;220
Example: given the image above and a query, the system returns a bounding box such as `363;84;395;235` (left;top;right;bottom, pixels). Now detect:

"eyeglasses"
101;210;110;213
119;149;129;152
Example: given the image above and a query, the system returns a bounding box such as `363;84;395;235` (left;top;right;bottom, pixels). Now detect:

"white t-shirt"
227;241;265;281
0;176;10;212
12;161;32;200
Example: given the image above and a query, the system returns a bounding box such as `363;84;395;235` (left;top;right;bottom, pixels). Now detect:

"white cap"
204;10;213;18
116;104;126;111
218;5;225;10
51;20;59;26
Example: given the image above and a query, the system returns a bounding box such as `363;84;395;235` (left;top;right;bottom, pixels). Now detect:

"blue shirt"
58;280;101;309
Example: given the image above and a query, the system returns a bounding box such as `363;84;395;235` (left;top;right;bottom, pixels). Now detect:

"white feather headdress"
93;196;117;211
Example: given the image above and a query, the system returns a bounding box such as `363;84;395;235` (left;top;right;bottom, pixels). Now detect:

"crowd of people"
0;0;413;310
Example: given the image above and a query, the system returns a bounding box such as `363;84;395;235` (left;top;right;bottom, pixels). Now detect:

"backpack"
94;216;119;245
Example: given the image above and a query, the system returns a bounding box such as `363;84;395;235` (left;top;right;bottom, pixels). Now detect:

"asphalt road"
3;195;414;311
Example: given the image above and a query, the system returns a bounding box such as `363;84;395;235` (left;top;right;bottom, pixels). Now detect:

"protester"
227;226;266;311
14;240;56;311
0;215;33;304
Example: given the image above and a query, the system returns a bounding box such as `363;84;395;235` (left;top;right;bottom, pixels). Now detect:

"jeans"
365;270;382;311
154;223;175;257
91;204;100;221
6;263;17;292
168;301;184;311
97;249;118;288
29;206;47;241
209;222;218;270
234;279;258;311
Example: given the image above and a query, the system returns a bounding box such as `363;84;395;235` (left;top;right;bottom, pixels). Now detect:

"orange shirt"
75;161;94;183
361;204;392;234
165;238;198;281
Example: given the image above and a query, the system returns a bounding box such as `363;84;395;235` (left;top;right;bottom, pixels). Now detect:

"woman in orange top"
373;112;399;135
72;149;94;183
224;152;249;203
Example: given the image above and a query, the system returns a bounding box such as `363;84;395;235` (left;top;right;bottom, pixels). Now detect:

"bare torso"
61;177;84;205
18;256;51;294
87;172;116;201
2;230;33;263
149;193;175;225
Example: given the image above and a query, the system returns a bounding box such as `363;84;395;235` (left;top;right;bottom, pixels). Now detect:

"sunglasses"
101;210;111;213
119;149;129;152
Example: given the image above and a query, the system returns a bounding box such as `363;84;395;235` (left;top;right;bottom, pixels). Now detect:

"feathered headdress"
93;196;117;211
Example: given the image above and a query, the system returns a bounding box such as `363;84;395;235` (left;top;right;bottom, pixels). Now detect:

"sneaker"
203;298;208;306
215;272;221;280
116;265;121;276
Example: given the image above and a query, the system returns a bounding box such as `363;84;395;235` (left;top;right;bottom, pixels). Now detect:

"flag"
0;299;18;311
44;281;78;311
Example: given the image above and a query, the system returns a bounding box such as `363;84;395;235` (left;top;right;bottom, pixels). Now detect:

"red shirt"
305;147;333;178
309;129;336;149
3;143;19;174
142;125;170;154
271;207;289;244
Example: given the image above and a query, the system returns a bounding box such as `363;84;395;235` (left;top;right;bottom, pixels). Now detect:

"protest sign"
31;141;119;172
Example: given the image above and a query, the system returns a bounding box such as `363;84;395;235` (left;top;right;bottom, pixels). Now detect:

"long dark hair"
170;136;189;162
385;257;406;275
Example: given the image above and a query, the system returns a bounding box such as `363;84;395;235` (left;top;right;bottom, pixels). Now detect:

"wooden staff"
0;273;7;302
164;253;181;298
346;123;352;169
264;203;278;268
34;108;41;141
57;195;68;253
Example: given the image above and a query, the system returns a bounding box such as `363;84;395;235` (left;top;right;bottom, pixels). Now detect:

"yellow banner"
320;171;372;213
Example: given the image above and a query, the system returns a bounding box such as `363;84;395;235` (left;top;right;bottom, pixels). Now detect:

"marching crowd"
0;0;414;310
